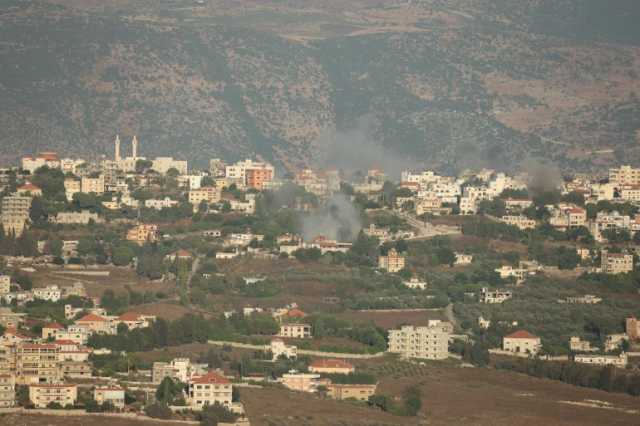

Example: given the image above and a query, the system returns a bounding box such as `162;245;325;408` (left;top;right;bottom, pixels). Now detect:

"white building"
479;287;513;304
94;386;125;409
387;321;452;360
502;330;541;356
33;285;62;302
186;372;233;411
574;353;628;368
278;323;312;339
402;277;428;290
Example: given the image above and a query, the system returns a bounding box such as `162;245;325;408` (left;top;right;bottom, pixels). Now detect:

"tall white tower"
114;134;121;162
132;135;138;159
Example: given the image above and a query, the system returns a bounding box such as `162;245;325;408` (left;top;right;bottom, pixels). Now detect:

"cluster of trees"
87;313;280;353
0;227;38;257
495;358;640;397
528;242;580;270
462;218;525;242
306;314;388;353
368;385;422;417
322;372;377;384
407;237;456;267
100;288;163;314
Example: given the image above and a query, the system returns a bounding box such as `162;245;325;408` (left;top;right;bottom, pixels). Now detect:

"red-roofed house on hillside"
117;312;156;330
503;330;541;356
309;359;355;375
16;182;42;197
22;152;60;174
42;322;64;340
286;309;307;319
186;371;232;411
75;313;116;335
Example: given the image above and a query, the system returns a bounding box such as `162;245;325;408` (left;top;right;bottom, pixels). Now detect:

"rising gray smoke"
301;193;362;242
314;115;419;180
520;158;563;194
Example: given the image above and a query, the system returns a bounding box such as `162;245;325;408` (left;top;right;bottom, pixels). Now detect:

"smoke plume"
314;115;419;180
301;193;362;242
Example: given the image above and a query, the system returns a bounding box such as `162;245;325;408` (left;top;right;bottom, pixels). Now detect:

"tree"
144;402;172;419
135;159;153;174
112;245;135;266
199;403;239;426
155;377;183;405
47;238;63;257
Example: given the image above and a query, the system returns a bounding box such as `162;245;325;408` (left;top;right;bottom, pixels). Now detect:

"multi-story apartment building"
245;164;275;190
609;165;640;186
186;371;233;411
81;175;105;195
126;224;158;245
378;248;406;273
33;285;62;302
502;330;541;355
0;374;15;407
0;275;11;295
152;358;197;384
1;195;32;235
29;383;77;408
0;307;25;329
601;251;633;274
626;316;640;341
278;323;312;339
188;186;221;206
387;321;452;360
326;383;377;401
94;386;125;409
225;159;275;190
16;343;62;385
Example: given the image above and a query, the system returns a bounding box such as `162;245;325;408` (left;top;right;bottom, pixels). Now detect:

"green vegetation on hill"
1;1;640;171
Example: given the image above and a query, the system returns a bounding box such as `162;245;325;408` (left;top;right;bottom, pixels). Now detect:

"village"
0;136;640;424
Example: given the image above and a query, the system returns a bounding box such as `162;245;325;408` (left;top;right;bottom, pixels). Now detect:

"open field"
242;362;640;426
26;265;175;297
0;413;193;426
335;309;447;329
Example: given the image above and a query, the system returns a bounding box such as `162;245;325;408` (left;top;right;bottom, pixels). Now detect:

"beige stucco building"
503;330;541;355
29;383;77;408
387;321;451;360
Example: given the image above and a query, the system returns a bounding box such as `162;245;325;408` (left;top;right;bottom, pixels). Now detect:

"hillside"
1;0;640;172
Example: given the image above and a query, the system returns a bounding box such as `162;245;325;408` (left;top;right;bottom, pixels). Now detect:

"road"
395;210;461;239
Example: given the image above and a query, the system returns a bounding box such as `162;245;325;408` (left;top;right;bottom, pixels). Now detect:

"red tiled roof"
37;152;59;161
20;343;57;349
53;340;78;345
174;249;192;258
286;309;307;318
309;359;354;370
505;330;539;340
118;312;141;321
44;322;64;329
77;313;107;322
189;371;230;385
18;182;41;191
